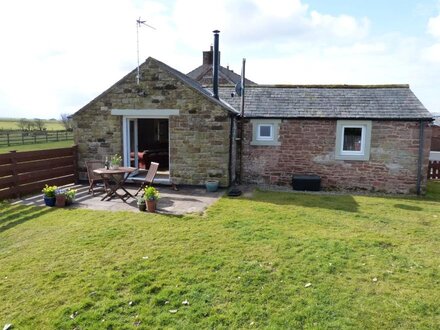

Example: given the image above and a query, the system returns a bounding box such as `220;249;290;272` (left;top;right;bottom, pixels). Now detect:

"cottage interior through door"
124;117;170;184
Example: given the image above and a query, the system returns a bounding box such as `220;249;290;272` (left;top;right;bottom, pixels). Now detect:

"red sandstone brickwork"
241;119;432;194
431;126;440;151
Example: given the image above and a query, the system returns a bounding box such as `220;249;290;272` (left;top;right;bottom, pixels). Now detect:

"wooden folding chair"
134;162;159;197
86;160;107;195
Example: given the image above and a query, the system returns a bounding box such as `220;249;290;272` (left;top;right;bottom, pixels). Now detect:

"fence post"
46;131;48;142
56;131;59;141
10;151;20;198
22;132;24;145
7;133;10;146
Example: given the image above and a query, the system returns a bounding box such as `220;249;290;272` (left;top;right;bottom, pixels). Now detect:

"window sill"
335;153;369;161
251;140;281;146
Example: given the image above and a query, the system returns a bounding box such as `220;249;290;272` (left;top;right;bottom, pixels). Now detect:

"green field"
0;118;65;131
0;140;74;154
1;182;439;328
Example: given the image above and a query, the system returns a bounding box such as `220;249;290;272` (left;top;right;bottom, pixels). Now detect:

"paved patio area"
14;183;226;215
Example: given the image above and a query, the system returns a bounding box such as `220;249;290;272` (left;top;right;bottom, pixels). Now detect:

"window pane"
343;127;362;151
259;125;272;137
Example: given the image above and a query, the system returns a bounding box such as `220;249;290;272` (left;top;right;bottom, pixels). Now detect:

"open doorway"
125;118;170;184
130;119;169;171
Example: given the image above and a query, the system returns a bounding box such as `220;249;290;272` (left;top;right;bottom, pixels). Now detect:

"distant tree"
60;113;73;131
34;118;46;131
17;118;29;131
26;120;35;131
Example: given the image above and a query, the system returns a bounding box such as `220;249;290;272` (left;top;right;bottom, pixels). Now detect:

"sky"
0;0;440;119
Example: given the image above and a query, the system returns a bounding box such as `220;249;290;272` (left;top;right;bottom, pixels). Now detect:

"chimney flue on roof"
212;30;220;99
203;46;213;65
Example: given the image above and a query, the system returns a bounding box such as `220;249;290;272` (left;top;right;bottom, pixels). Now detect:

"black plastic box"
292;175;321;191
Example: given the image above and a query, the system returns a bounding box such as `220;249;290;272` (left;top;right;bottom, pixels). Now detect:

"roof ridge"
150;57;238;114
187;64;257;85
247;84;410;89
218;84;431;120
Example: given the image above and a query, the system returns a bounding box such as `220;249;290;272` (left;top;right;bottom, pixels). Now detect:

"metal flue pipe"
212;30;220;99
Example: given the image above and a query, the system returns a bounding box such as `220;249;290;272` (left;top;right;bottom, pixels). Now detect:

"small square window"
335;120;372;161
342;127;363;153
257;124;273;140
251;120;281;146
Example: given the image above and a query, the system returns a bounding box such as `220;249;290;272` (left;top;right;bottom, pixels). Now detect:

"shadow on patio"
15;183;225;215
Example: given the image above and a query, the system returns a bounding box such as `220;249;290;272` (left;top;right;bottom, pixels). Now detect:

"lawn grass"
0;118;64;130
0;140;74;154
1;182;439;329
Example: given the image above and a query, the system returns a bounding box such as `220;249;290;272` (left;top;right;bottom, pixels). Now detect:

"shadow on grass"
394;204;423;211
248;191;360;213
0;203;54;233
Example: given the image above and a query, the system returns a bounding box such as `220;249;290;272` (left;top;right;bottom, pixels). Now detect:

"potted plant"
205;180;219;192
65;188;77;206
137;196;146;212
144;186;159;213
55;188;67;207
110;154;122;169
42;184;57;207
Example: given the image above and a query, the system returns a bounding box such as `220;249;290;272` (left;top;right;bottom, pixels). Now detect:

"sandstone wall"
241;119;432;194
431;126;440;151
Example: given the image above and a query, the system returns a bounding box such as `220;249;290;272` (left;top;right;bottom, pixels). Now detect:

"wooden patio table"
93;167;137;202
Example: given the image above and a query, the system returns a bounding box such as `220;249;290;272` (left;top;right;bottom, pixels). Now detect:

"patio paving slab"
14;183;225;215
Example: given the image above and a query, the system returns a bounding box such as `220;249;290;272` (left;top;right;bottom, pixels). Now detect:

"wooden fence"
0;130;73;147
428;160;440;180
0;146;78;200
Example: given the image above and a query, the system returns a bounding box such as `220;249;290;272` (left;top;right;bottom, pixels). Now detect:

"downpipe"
416;120;425;195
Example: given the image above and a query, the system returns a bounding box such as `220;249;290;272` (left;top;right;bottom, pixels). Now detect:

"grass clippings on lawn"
0;182;439;329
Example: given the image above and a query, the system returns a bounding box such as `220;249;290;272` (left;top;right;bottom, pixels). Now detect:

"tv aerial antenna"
136;17;156;85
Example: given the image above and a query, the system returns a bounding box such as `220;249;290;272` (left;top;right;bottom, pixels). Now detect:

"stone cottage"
72;56;238;187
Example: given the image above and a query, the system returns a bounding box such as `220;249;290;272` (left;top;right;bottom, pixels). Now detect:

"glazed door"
123;118;138;167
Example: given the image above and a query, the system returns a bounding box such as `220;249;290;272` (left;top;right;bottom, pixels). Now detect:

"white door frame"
114;110;179;183
123;118;139;168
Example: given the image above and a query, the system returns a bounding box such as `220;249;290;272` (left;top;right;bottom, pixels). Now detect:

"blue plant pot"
205;180;219;192
43;196;56;207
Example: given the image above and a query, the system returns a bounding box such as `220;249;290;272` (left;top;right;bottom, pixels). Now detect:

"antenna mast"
136;17;156;85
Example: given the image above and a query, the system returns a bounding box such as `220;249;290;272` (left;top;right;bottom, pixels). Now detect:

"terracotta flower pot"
55;195;66;207
147;200;157;213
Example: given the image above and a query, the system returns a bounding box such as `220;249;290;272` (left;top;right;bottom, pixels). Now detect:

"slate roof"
152;58;238;114
187;64;257;86
431;113;440;126
218;85;432;120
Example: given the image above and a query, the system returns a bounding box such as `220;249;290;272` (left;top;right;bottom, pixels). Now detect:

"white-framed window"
257;124;274;141
335;120;372;161
251;119;281;146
